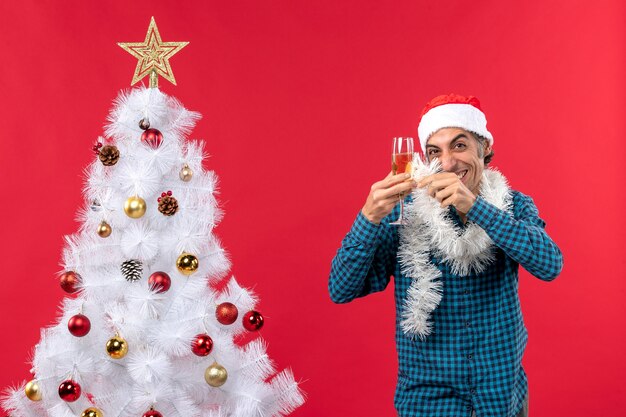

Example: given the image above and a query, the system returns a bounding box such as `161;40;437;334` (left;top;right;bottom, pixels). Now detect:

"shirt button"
465;321;471;327
464;289;470;295
470;389;477;395
467;354;473;360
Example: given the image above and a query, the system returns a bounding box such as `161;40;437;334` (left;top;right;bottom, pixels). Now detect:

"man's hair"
472;133;494;165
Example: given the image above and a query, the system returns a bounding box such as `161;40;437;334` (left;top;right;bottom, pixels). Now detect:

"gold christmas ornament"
97;221;112;238
176;253;199;275
179;164;193;182
106;335;129;359
25;380;42;401
124;196;146;218
81;408;103;417
118;16;189;88
204;362;228;387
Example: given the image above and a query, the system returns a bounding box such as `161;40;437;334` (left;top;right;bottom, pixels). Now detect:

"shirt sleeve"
328;210;398;303
466;190;564;281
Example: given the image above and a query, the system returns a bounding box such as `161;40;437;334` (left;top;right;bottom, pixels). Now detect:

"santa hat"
417;94;493;153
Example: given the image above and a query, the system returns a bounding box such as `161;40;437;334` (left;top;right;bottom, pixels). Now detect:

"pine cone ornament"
121;259;143;282
158;191;178;216
99;145;120;166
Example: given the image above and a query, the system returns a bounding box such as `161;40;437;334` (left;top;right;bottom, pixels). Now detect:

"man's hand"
361;172;417;224
417;172;477;214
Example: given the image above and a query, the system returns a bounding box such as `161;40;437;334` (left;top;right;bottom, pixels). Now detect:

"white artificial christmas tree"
2;18;304;417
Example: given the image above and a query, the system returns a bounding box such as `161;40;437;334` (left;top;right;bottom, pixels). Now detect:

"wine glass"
389;137;414;225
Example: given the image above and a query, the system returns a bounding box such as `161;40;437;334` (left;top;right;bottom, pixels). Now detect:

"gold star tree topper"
118;17;189;88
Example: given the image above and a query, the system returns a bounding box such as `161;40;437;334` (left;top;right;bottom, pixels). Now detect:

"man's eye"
454;143;467;149
428;149;439;155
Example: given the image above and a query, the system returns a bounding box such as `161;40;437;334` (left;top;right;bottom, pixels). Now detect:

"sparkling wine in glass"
389;137;414;225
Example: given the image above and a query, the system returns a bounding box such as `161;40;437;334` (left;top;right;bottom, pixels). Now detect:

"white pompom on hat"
417;94;493;153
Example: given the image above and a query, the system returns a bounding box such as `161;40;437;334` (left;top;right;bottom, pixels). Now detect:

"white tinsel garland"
397;156;513;339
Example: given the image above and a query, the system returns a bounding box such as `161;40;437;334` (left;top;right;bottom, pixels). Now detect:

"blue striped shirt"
329;190;563;417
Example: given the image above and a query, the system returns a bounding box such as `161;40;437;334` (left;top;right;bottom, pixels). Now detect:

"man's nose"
439;153;456;172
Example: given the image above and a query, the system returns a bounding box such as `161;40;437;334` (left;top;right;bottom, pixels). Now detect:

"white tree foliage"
2;87;304;417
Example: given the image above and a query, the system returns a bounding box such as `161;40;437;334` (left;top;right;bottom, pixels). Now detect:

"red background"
0;1;624;416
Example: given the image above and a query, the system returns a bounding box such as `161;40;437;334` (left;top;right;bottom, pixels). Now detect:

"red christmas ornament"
68;314;91;337
58;379;81;402
148;271;171;293
191;333;213;356
60;271;81;294
140;128;163;148
216;302;238;325
242;310;264;331
142;409;162;417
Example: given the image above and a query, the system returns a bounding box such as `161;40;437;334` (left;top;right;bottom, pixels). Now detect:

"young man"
329;94;563;417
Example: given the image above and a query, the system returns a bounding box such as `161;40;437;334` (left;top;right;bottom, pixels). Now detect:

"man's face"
425;127;491;195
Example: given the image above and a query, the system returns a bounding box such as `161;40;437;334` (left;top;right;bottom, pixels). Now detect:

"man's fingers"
372;186;415;208
378;180;416;200
417;172;457;188
427;178;458;197
430;177;458;188
440;194;455;208
435;185;456;202
372;193;403;211
416;174;433;188
387;173;412;185
372;172;411;191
